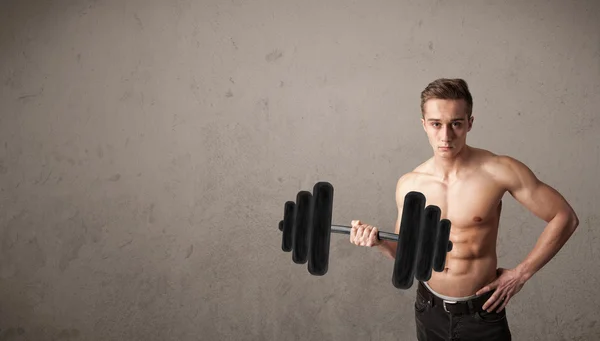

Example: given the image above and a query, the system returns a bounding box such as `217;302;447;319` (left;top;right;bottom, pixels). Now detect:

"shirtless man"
349;78;579;340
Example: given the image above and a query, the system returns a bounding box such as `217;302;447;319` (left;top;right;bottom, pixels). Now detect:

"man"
349;78;579;341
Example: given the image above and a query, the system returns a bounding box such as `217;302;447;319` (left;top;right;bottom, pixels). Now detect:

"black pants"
414;282;512;341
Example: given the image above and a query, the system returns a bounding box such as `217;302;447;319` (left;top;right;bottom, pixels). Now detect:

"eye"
453;122;462;127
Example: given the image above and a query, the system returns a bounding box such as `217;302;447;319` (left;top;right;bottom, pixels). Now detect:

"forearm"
515;213;579;281
376;240;398;260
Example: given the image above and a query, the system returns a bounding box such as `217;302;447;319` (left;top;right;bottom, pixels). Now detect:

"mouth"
438;147;453;151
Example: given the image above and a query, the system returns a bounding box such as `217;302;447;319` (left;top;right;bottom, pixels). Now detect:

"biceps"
512;181;570;223
394;206;404;234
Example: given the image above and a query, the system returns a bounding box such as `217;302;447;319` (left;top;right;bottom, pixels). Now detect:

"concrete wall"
1;0;599;340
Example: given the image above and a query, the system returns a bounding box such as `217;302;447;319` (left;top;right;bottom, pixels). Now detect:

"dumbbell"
279;181;453;289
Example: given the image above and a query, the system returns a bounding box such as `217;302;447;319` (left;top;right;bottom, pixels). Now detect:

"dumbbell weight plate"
308;182;334;276
292;191;312;264
392;191;426;289
282;201;295;252
415;205;441;282
432;219;452;272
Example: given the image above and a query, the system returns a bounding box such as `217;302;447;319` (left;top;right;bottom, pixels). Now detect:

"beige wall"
1;0;599;340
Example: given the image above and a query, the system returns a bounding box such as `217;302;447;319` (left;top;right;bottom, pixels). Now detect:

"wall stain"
1;210;47;278
58;234;85;272
134;13;144;30
0;327;26;338
56;328;81;339
17;87;44;102
56;208;105;272
265;50;283;62
119;239;133;248
186;244;194;259
144;203;156;224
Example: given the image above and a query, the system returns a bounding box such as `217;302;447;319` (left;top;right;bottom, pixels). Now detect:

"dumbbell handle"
331;225;398;241
332;225;453;252
280;218;452;249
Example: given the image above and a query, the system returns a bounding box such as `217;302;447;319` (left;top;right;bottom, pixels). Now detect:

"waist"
422;281;479;301
424;261;498;296
418;281;494;315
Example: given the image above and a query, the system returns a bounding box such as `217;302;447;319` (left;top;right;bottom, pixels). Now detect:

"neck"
432;145;472;181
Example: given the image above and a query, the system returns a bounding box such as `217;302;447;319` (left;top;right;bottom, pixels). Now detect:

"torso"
402;147;508;297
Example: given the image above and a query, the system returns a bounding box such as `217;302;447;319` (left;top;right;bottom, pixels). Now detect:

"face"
421;99;474;158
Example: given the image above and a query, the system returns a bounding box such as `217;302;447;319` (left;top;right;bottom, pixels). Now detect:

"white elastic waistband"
422;281;481;302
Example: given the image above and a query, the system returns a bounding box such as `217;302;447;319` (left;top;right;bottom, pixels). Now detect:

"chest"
416;176;505;227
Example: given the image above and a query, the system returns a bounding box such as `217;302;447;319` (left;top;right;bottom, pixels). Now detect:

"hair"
420;78;473;118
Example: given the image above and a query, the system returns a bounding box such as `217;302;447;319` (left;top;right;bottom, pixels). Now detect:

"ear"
421;117;426;131
467;116;474;132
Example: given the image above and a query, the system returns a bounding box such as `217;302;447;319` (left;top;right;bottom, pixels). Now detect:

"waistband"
417;281;494;315
422;281;479;301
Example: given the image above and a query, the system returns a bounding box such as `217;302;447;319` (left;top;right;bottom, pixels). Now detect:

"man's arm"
478;156;579;312
499;156;580;280
376;174;410;260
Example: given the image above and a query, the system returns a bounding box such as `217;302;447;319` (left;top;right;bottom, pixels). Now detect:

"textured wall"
1;0;599;340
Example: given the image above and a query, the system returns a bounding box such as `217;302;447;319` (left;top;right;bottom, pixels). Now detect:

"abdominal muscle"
425;224;500;297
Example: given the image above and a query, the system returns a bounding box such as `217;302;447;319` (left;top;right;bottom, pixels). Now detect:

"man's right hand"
350;220;383;247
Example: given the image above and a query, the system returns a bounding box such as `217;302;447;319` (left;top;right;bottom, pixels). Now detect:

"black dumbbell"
279;181;453;289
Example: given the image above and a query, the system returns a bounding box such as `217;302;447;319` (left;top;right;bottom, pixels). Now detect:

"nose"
441;125;454;141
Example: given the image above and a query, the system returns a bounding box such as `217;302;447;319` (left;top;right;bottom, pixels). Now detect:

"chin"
436;148;457;157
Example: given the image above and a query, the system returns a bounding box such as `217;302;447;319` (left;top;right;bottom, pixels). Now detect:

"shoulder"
394;162;432;200
469;147;528;173
395;171;418;190
481;152;540;192
396;160;431;188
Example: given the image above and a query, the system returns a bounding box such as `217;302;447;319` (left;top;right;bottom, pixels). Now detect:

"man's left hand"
476;267;528;313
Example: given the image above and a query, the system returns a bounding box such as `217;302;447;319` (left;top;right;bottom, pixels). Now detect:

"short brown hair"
420;78;473;118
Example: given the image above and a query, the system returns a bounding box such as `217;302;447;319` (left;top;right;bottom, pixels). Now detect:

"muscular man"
350;78;579;341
